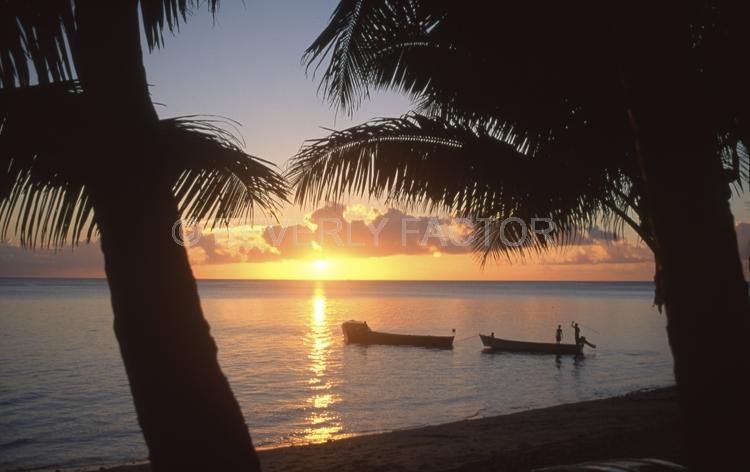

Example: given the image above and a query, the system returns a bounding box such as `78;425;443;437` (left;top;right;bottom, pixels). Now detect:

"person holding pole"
571;321;596;349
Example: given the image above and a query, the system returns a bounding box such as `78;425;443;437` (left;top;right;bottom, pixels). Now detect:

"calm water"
0;278;674;470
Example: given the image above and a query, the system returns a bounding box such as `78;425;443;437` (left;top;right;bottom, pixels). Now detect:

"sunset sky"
1;0;749;281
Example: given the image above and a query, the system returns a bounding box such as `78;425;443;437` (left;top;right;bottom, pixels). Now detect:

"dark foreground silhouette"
89;388;682;472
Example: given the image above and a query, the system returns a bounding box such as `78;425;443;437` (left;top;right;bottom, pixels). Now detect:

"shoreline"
64;387;683;472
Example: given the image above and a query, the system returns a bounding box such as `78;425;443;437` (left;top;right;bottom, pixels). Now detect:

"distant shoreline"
62;386;682;472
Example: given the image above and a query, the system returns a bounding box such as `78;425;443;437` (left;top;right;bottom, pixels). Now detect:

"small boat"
480;334;583;355
342;320;454;349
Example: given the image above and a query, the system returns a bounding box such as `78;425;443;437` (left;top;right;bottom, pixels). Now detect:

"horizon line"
0;276;655;283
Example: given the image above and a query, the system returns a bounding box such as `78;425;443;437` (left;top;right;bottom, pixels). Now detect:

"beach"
87;387;683;472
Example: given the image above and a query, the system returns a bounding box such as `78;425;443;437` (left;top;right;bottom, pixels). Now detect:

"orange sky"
190;254;655;281
4;199;750;281
180;203;657;281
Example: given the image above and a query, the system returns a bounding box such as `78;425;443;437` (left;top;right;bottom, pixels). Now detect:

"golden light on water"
313;295;326;324
303;287;342;442
303;412;342;443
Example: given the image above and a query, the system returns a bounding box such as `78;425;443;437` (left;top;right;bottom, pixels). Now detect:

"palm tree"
291;2;750;469
1;2;287;470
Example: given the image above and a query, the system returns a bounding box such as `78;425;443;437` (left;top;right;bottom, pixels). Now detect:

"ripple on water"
0;279;673;470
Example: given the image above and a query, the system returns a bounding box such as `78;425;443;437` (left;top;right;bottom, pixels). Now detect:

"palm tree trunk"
73;1;260;469
632;115;750;471
623;13;750;468
91;178;260;471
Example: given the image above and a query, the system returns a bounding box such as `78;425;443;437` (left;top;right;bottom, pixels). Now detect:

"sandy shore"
77;388;683;472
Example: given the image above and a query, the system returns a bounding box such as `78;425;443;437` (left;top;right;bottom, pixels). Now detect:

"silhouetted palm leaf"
0;84;288;248
167;117;289;228
289;113;630;261
0;0;220;88
306;1;749;170
139;0;220;49
305;0;443;111
0;81;93;247
0;0;75;87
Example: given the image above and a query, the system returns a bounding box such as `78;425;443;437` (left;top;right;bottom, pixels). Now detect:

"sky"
1;0;749;280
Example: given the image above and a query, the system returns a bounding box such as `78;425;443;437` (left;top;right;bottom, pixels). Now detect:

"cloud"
252;204;653;265
537;240;652;265
259;204;469;260
2;204;692;277
0;242;104;277
186;228;282;265
189;233;243;265
585;227;619;242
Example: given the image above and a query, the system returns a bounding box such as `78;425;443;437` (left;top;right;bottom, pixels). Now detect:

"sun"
311;259;330;273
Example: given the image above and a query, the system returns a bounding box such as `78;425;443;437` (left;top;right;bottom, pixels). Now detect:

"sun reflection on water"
303;287;342;443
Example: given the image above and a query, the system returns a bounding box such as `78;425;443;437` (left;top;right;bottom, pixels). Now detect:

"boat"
342;320;454;349
480;334;584;355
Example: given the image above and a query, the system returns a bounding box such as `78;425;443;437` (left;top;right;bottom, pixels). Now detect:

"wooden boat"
342;321;454;349
480;334;583;355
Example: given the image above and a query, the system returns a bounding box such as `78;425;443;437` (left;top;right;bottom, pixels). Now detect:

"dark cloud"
0;242;104;277
587;227;619;242
239;246;282;263
565;227;620;245
309;203;348;223
192;233;244;264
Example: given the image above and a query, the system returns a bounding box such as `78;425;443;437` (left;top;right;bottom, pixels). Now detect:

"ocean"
0;278;674;470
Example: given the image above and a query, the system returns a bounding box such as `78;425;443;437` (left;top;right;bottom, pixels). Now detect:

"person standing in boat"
571;322;596;349
555;325;563;344
572;322;581;345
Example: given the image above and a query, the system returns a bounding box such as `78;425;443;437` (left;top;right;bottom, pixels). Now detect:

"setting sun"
312;259;330;274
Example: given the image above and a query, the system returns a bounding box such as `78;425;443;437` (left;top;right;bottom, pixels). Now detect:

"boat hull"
480;334;582;355
342;321;453;349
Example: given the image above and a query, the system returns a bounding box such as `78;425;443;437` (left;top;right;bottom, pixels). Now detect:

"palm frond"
0;166;95;248
290;113;470;210
1;85;289;247
306;0;634;164
0;0;76;88
164;117;289;229
289;113;628;260
304;0;441;112
0;81;96;248
0;0;220;88
140;0;220;50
